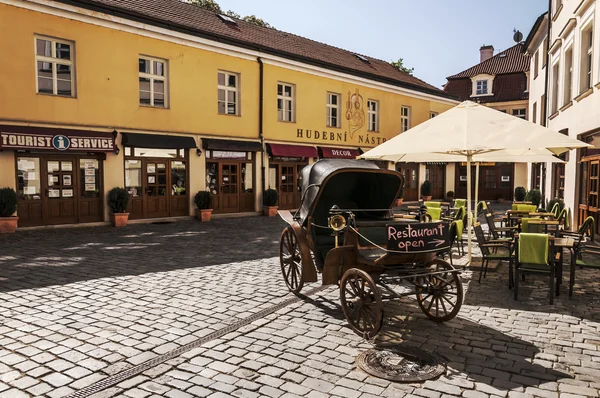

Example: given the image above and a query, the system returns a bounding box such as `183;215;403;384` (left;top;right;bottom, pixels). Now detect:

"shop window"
512;108;527;119
133;148;183;158
218;71;239;115
80;159;100;198
367;100;379;132
207;162;218;194
242;162;253;193
17;157;41;199
35;36;75;97
139;56;168;107
326;92;340;128
277;83;295;122
580;24;594;93
401;106;411;132
125;160;142;197
171;161;186;196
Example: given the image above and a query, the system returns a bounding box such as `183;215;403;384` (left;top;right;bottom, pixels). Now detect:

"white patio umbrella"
360;100;589;264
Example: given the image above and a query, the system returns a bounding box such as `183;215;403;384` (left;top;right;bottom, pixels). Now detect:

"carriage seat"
356;247;387;266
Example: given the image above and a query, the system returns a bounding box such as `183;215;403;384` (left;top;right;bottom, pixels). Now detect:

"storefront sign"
0;131;114;152
296;129;387;146
320;147;360;159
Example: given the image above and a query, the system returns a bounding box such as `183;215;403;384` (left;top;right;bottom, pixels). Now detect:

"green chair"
514;233;557;304
426;207;442;221
437;221;459;266
563;216;595;241
473;222;514;285
454;219;464;256
454;199;466;209
512;204;519;211
550;202;561;218
517;204;538;213
521;217;544;234
424;201;441;208
563;216;597;296
483;211;516;241
556;208;570;229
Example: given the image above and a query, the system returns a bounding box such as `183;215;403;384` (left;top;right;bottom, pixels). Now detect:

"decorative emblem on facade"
345;88;365;138
52;135;71;150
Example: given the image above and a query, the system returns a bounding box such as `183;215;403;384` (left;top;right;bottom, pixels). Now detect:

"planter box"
110;213;129;227
196;208;213;222
263;206;278;217
0;217;18;233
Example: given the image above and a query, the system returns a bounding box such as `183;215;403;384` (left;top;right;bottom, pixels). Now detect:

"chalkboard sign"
387;222;450;253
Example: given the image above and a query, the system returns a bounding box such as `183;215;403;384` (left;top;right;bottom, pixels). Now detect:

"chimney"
480;45;494;62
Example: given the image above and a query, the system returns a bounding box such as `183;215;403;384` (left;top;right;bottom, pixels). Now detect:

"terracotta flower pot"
196;208;213;222
263;206;278;217
110;213;129;227
0;216;18;233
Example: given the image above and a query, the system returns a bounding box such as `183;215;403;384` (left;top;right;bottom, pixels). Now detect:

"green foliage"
546;198;565;214
107;187;129;213
514;186;526;201
446;191;455;198
263;189;278;206
420;180;432;196
187;0;221;12
390;58;414;75
194;191;212;209
187;0;273;28
0;187;17;217
525;189;542;206
242;15;273;28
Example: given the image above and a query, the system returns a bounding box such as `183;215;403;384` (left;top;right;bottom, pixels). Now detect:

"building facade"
524;0;600;231
0;0;456;227
443;44;531;201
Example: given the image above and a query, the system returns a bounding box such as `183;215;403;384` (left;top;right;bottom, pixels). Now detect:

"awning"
267;143;317;158
121;132;196;149
203;138;262;152
319;146;361;159
0;125;115;152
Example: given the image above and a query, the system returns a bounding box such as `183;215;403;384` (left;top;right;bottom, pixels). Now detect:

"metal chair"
473;222;514;286
514;233;557;304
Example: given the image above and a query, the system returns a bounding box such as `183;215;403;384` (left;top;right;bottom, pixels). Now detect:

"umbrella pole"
467;154;473;265
475;162;480;219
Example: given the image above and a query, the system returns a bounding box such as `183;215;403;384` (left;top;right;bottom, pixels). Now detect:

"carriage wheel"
340;268;383;339
280;227;304;294
416;259;463;322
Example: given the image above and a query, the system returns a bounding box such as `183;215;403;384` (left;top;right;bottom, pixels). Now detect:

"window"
277;83;295;122
512;108;527;119
401;106;411;132
532;102;537;124
542;39;548;67
429;112;438;119
367;100;379;132
524;72;529;92
551;62;560;114
326;92;340;128
563;46;573;105
580;25;594;93
541;94;547;126
35;36;75;97
476;80;488;95
139;56;167;107
218;71;239;115
534;50;539;79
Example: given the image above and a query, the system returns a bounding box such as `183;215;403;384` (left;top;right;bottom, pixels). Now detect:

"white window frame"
218;71;240;116
326;92;341;128
550;55;561;114
524;71;530;92
563;43;574;105
34;35;75;97
367;100;379;132
139;55;168;108
579;18;594;93
429;111;438;119
470;74;494;97
277;83;295;122
401;106;412;132
534;50;539;79
512;108;527;119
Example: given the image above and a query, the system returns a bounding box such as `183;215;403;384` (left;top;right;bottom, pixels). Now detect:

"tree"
390;58;414;75
186;0;273;28
187;0;221;13
242;15;273;29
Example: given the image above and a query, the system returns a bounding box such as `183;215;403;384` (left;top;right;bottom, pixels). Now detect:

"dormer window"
470;74;494;97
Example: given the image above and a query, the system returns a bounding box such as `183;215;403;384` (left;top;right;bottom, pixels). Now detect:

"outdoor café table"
529;212;555;218
507;210;531;227
554;237;575;296
407;205;420;211
527;219;560;234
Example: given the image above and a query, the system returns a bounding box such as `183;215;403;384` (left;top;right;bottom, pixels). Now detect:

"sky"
217;0;548;88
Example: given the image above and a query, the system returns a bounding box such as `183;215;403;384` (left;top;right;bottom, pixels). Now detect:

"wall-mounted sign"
0;130;114;152
501;176;510;182
460;175;467;181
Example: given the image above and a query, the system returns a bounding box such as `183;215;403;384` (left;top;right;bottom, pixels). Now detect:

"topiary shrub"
107;187;129;213
263;189;278;206
514;186;526;201
446;190;455;198
420;180;432;196
194;191;212;209
525;189;542;206
0;187;17;217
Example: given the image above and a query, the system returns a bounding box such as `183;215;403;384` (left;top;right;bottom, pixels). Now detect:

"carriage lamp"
328;205;347;248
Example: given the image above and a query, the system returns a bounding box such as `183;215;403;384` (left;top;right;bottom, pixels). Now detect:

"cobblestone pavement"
0;217;599;398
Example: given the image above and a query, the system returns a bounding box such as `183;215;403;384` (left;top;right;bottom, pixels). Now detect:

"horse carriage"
278;159;463;339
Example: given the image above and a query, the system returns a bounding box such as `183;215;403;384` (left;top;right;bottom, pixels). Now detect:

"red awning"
0;125;115;152
267;143;317;158
319;147;361;159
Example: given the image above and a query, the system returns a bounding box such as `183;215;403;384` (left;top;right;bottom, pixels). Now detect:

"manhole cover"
356;346;445;382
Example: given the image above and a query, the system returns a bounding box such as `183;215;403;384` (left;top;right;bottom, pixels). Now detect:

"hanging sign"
387;222;450;253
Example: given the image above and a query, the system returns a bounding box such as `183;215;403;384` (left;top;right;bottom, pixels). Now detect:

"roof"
523;12;549;53
446;43;530;79
56;0;455;100
443;73;529;103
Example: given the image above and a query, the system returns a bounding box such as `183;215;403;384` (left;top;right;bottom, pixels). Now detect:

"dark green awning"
121;133;197;149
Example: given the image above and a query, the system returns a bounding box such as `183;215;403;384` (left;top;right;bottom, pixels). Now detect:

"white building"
524;0;600;231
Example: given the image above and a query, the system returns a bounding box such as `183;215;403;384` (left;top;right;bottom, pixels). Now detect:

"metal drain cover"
357;346;445;382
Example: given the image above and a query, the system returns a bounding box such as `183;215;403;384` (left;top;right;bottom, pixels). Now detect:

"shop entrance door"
44;158;77;225
144;160;170;218
426;165;445;199
396;163;419;201
220;163;240;213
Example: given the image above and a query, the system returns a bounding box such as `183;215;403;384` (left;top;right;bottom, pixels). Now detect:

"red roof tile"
60;0;455;99
444;73;529;103
446;44;530;79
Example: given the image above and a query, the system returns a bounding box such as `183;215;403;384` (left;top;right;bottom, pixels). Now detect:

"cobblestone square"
0;217;599;397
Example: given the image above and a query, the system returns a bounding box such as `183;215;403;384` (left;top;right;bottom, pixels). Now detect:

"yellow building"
0;0;457;227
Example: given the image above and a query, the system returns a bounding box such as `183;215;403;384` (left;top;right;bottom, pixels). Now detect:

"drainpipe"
542;0;552;205
258;57;266;195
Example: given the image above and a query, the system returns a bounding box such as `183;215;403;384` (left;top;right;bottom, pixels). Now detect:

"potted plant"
420;180;432;201
514;186;526;202
194;191;213;222
107;187;130;227
0;187;18;233
446;190;455;201
263;188;279;217
525;189;542;207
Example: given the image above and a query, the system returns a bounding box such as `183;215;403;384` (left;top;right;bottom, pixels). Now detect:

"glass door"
145;160;170;218
220;163;240;213
16;157;43;227
44;158;78;225
278;165;295;210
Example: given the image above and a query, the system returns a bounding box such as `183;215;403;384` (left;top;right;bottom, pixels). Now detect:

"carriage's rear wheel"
416;259;463;322
280;227;304;294
340;269;383;339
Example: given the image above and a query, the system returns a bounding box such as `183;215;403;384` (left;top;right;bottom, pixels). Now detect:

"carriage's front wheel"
280;227;304;294
416;259;463;322
340;268;383;339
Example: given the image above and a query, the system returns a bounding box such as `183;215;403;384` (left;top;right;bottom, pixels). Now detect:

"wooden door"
397;164;419;201
426;165;445;199
278;165;296;210
16;156;44;227
170;160;188;217
78;158;104;223
145;160;170;218
43;158;78;225
220;163;240;213
296;164;305;208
